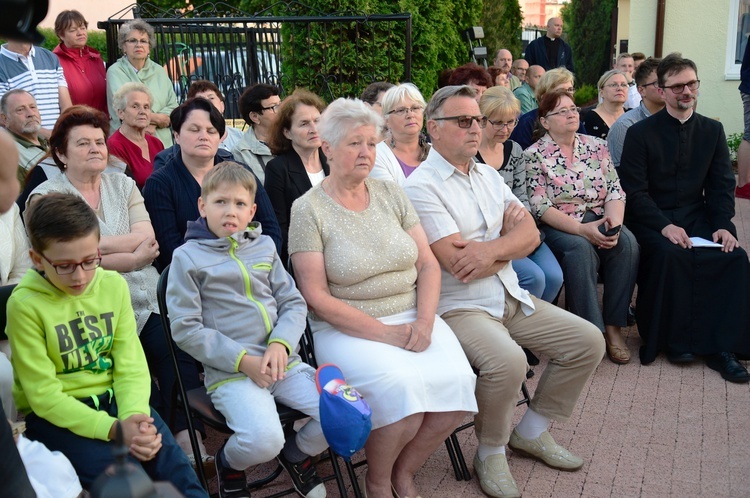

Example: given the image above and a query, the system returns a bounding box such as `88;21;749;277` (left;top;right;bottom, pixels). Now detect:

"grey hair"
0;88;33;115
112;82;153;112
381;83;427;117
318;98;384;147
424;85;477;121
117;20;155;52
597;69;628;90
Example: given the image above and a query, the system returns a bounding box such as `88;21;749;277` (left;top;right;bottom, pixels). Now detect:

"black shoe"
526;369;535;379
705;352;750;383
216;444;250;498
277;452;326;498
666;351;697;364
627;306;637;326
523;348;540;366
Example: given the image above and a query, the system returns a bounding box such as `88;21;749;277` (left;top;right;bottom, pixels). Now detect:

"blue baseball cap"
315;364;372;460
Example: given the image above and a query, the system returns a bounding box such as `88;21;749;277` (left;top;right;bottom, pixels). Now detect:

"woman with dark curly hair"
448;63;493;101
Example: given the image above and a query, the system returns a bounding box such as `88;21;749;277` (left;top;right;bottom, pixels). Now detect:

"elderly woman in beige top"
289;98;476;498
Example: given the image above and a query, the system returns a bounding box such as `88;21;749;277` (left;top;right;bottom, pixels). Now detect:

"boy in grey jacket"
167;162;328;498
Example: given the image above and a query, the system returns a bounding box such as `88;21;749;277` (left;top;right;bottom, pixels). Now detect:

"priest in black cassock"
619;53;750;383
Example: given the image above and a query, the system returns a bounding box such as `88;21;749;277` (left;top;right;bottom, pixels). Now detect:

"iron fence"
98;2;412;120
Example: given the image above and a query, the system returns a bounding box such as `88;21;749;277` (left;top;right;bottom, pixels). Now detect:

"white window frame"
726;0;750;80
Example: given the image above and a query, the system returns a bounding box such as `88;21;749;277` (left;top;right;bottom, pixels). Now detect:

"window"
726;0;750;79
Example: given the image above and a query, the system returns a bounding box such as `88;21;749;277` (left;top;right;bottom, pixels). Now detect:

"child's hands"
114;414;162;462
260;343;288;383
239;354;275;388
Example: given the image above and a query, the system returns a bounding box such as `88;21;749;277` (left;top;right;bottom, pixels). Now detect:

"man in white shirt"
403;85;604;498
615;53;641;109
0;42;71;135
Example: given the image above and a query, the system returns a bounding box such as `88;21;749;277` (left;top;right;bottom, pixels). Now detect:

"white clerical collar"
666;106;693;124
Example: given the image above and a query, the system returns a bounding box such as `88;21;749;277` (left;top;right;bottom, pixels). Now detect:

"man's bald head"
546;17;563;39
494;49;513;73
526;65;546;89
511;59;529;80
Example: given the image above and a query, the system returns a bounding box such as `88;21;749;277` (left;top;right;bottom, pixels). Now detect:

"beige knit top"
289;178;421;319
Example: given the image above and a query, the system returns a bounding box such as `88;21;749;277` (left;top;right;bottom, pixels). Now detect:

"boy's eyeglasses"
40;251;102;275
432;115;488;129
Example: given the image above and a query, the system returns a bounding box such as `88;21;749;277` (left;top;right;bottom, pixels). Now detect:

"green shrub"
237;0;482;100
481;0;523;60
727;132;742;163
9;28;110;62
574;84;597;106
561;0;616;87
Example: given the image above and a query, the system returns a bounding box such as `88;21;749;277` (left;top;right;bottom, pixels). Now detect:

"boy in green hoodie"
6;192;206;496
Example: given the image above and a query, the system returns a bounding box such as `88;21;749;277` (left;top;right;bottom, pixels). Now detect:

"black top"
264;148;329;265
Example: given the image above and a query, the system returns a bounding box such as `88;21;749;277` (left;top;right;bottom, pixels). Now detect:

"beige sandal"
604;335;631;364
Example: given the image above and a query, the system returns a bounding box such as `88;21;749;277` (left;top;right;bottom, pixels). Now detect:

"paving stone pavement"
202;196;750;497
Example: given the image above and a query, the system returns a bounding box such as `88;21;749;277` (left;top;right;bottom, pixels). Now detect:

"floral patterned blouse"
524;133;625;222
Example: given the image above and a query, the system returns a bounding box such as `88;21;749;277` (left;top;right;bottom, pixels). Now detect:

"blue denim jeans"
24;392;207;497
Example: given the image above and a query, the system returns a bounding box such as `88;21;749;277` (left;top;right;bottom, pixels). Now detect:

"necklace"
323;179;369;211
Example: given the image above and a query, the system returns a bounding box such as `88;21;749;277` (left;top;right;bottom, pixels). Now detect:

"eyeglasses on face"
388;106;424;117
661;79;700;94
603;82;629;89
40;250;102;275
432;115;488;129
639;80;659;89
261;103;280;113
125;38;150;46
545;106;581;118
487;118;518;130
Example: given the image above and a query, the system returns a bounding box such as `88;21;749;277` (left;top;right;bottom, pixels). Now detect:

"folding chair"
156;266;349;496
444;379;531;481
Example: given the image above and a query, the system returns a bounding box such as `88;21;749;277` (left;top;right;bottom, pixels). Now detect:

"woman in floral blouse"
524;89;639;364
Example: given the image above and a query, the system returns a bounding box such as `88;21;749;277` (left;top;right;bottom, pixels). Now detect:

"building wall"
520;0;568;28
40;0;134;30
623;0;742;135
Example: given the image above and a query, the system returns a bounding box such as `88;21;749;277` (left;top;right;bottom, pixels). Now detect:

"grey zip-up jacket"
167;218;307;391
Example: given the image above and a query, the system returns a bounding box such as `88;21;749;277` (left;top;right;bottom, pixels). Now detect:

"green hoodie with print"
6;267;150;441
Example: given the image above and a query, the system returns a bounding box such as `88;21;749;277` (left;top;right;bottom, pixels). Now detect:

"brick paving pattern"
203;196;750;497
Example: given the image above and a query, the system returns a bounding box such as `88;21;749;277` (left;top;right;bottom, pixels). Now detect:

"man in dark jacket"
619;54;750;382
524;18;574;73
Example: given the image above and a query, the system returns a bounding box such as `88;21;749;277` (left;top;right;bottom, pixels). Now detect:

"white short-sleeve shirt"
403;147;535;319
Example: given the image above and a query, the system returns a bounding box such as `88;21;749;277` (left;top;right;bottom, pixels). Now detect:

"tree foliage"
481;0;523;60
135;0;482;99
560;0;616;87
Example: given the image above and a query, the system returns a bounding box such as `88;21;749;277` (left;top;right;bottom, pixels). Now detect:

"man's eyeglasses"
40;251;102;275
432;115;488;129
261;103;280;113
487;118;518;130
639;80;659;89
125;39;150;46
545;106;581;118
388;106;424;117
661;80;700;94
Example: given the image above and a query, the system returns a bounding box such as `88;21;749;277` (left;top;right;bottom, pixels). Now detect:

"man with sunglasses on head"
619;54;750;381
403;85;604;498
607;57;663;168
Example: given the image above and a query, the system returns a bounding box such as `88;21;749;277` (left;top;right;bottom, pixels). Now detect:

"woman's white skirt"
310;308;478;430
